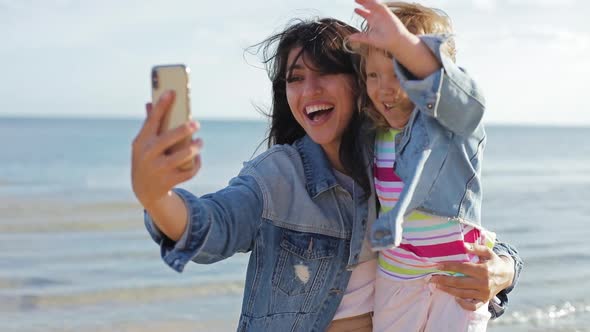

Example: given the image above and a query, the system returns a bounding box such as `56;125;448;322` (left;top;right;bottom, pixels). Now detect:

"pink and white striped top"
374;129;495;280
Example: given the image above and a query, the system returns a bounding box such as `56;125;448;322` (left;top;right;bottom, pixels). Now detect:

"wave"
490;301;590;328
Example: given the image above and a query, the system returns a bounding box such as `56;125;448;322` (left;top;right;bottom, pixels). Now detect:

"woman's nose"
303;76;322;97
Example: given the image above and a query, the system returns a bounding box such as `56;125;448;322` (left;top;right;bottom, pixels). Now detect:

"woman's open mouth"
305;104;334;122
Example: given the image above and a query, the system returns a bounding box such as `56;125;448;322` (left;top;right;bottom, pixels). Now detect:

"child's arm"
350;0;485;136
349;0;441;79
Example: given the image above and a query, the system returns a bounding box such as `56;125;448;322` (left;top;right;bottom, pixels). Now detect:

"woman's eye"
367;72;377;79
286;76;303;83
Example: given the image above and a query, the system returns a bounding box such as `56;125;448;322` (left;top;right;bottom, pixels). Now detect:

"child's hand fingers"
355;0;380;9
354;7;371;20
347;32;373;47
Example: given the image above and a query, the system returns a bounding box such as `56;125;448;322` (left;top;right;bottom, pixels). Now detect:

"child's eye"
367;72;378;79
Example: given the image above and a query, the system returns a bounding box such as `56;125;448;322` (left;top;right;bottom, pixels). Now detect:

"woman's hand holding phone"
131;90;203;213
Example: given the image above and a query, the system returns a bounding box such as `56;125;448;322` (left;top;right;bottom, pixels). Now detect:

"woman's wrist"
144;190;189;242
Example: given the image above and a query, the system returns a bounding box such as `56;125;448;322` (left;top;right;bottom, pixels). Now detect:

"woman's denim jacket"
370;34;491;250
146;135;373;331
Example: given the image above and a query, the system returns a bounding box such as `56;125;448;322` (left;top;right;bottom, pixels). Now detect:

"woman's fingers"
431;274;479;290
434;276;491;303
148;121;199;159
169;156;201;186
431;269;494;302
145;91;176;136
436;261;485;279
134;91;175;146
456;298;486;311
465;243;494;261
163;138;203;171
435;284;482;301
428;246;506;307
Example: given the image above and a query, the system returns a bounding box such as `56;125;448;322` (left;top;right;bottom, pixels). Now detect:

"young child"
349;1;496;331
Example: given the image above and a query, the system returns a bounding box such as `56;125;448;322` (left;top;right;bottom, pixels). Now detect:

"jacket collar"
295;135;339;198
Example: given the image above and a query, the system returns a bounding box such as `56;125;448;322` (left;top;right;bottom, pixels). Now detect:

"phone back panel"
151;64;190;133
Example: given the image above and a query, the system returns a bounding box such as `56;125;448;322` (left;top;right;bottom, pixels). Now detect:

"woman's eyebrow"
289;63;304;70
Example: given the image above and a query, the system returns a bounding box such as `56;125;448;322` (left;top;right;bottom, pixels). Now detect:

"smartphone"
151;64;193;170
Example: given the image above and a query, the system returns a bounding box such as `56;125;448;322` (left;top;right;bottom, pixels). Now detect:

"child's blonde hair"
355;2;456;130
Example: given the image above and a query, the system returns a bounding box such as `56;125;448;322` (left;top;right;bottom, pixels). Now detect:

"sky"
1;0;589;126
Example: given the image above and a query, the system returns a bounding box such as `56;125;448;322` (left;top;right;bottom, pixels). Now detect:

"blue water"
1;117;589;331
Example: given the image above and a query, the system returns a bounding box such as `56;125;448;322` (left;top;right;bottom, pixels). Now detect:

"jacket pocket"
272;229;338;296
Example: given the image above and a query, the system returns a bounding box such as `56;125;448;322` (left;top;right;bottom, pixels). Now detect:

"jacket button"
361;219;366;226
427;103;434;109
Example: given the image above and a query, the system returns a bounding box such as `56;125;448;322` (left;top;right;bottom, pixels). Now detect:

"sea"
0;117;589;332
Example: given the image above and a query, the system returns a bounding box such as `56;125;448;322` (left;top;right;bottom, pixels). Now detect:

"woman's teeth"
306;104;333;115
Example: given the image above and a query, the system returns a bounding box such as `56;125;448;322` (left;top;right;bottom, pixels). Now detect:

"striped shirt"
374;129;495;280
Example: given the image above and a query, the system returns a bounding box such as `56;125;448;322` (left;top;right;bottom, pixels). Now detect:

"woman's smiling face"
285;47;356;156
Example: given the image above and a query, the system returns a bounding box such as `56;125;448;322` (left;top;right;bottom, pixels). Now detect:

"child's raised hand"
348;0;411;55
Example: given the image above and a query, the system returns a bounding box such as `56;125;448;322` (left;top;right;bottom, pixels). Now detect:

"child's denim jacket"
370;34;488;250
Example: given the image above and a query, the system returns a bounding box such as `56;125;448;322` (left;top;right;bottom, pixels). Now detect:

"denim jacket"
370;34;489;250
145;135;522;329
145;135;372;332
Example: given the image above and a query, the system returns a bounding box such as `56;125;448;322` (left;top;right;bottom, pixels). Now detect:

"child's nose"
379;82;397;94
379;77;399;91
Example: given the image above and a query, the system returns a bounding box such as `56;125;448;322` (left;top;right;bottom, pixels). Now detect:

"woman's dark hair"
251;18;371;198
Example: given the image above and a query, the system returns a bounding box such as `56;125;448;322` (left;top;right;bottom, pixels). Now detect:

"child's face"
365;50;414;129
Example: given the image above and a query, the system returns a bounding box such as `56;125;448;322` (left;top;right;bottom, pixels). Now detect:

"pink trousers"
373;273;490;332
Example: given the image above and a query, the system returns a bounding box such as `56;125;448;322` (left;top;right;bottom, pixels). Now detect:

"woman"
131;18;521;331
